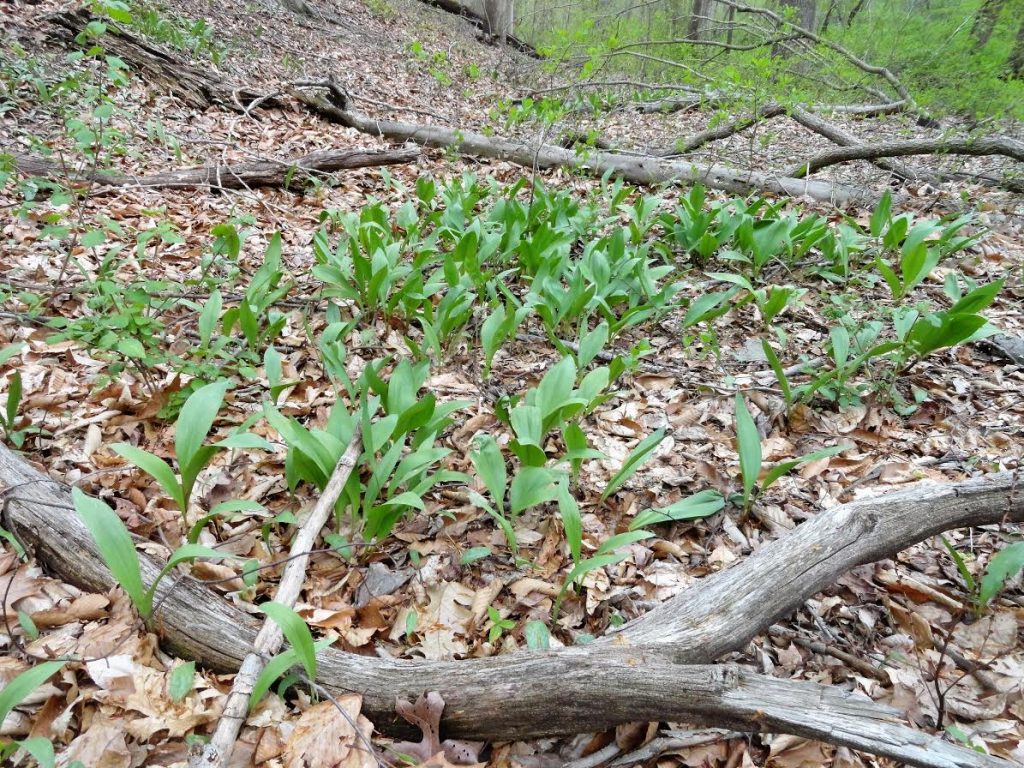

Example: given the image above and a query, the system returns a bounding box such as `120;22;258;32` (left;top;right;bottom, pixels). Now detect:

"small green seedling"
734;393;844;512
73;488;236;620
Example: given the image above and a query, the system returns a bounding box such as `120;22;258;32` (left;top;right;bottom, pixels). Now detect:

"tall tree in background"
779;0;817;30
971;0;1005;46
689;0;709;40
1008;17;1024;78
484;0;514;43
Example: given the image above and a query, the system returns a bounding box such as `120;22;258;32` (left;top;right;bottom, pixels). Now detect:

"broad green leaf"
176;379;231;480
600;428;666;501
198;290;222;349
595;529;653;556
0;661;64;729
168;661;196;702
5;370;22;427
17;737;55;768
535;356;576;420
73;488;147;615
761;340;791;404
979;541;1024;608
557;482;582;563
470;435;507;505
869;191;892;238
761;445;845;491
630;490;726;530
907;313;987;356
459;547;491;565
509;466;558;515
576;321;609;368
523;620;550;650
510;405;543;448
829;326;850;370
259;602;317;680
950;279;1002;315
734;394;761;507
112;443;185;510
249;649;299;711
0;342;24;366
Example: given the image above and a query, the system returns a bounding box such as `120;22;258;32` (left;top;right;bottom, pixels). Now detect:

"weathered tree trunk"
483;0;514;43
689;0;709;40
0;442;1019;768
971;0;1006;46
291;88;874;205
9;148;420;191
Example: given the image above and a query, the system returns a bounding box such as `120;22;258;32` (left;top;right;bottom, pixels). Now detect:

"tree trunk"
483;0;513;43
1007;17;1024;77
0;441;1019;768
971;0;1005;46
689;0;709;40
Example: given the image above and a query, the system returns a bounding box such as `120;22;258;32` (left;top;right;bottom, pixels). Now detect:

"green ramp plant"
111;379;271;541
73;487;236;621
734;393;844;513
0;661;74;768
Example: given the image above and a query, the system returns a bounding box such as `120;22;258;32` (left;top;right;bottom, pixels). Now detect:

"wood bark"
412;0;537;56
47;9;271;111
290;89;875;206
483;0;514;43
10;148;420;191
788;135;1024;177
1;441;1020;768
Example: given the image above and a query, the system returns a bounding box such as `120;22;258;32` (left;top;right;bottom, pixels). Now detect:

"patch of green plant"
0;660;77;768
267;357;469;542
111;379;271;540
734;393;844;513
943;536;1024;616
73;487;237;620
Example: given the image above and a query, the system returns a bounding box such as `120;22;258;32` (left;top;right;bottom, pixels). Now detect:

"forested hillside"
0;0;1022;766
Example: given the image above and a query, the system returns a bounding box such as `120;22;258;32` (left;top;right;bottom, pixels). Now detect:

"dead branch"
788;134;1024;178
10;148;420;191
1;439;1019;768
290;87;873;205
659;103;787;156
785;107;932;183
193;428;363;768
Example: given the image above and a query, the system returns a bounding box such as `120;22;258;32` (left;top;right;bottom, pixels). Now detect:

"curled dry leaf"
392;691;484;766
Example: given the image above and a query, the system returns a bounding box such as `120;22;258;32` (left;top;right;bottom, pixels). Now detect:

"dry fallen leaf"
282;698;376;768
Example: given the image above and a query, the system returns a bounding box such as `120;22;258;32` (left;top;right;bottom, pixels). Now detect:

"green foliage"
734;395;844;512
113;380;271;537
943;537;1024;614
268;358;468;541
72;488;235;620
0;661;65;767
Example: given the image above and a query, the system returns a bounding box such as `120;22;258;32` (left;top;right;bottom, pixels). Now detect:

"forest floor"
1;0;1023;766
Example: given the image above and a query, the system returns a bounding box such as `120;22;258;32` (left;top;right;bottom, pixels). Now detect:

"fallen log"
291;88;875;206
789;135;1024;178
47;8;271;111
9;147;420;191
0;442;1019;767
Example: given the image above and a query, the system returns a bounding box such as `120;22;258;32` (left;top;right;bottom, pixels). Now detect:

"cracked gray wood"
1;444;1019;767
